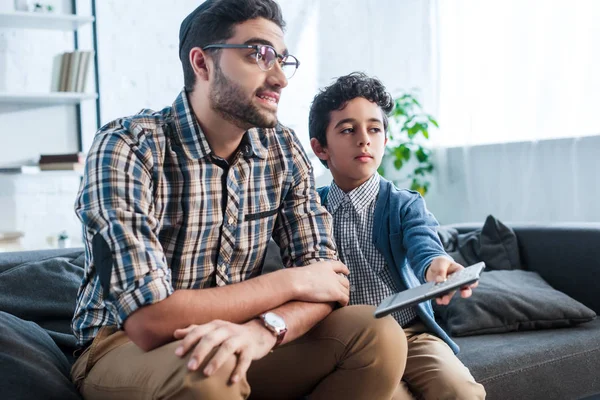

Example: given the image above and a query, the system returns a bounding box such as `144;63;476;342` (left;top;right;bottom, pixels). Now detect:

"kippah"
179;0;216;59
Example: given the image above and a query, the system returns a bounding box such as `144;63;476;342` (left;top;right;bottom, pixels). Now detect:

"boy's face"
207;17;289;129
312;97;387;192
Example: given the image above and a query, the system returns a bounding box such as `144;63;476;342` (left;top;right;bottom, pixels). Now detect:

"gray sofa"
1;224;599;399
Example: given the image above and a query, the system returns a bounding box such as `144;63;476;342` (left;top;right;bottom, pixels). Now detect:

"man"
70;1;406;399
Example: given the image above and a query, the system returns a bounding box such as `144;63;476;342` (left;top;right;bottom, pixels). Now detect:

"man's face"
318;97;387;192
208;18;288;130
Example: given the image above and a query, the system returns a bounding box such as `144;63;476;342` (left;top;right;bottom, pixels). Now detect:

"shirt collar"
170;88;268;160
328;173;380;214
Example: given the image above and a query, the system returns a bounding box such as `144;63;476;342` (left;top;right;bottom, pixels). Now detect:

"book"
39;152;85;164
39;162;84;171
58;52;72;92
67;51;82;92
75;51;93;92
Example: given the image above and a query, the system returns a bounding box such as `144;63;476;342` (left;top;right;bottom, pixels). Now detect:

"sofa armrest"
0;248;84;274
446;223;600;314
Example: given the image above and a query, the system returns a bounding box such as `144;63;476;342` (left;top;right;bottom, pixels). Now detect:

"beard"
209;63;278;130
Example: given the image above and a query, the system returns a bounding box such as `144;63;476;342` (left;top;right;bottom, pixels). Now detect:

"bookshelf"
0;92;97;105
0;11;93;31
0;0;101;152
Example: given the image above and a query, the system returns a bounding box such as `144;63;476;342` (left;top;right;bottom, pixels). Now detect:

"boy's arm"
400;192;453;283
400;192;476;304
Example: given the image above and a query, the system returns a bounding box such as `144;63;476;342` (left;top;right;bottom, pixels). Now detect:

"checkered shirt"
72;89;337;347
327;174;418;327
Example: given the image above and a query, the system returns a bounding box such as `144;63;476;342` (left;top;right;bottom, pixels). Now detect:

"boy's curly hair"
309;72;394;168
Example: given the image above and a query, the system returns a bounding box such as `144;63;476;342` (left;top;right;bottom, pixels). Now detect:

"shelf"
0;11;94;31
0;92;97;105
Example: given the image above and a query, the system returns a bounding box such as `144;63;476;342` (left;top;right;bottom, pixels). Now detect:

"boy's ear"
310;138;329;163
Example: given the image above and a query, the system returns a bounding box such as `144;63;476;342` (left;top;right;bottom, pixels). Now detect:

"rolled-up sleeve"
75;130;173;325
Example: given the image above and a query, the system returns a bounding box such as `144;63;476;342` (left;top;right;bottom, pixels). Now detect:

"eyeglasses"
202;44;300;79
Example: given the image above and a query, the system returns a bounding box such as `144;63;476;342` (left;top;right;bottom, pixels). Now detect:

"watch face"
264;312;286;331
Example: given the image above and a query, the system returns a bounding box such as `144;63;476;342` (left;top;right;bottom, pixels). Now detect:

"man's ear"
189;47;210;81
310;138;329;163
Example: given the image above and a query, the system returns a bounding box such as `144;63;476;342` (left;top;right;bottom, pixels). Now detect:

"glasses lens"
281;55;299;79
257;46;277;71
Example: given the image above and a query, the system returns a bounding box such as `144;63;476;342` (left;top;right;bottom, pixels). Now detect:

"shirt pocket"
244;205;281;221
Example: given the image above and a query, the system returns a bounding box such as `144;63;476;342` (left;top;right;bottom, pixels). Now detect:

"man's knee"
156;347;251;400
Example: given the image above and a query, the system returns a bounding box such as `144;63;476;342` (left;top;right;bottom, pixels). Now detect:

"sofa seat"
455;318;600;400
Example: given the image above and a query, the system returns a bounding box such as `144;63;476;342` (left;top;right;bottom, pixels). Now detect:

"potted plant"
378;92;438;196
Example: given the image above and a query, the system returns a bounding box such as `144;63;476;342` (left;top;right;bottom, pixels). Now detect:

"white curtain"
425;0;600;224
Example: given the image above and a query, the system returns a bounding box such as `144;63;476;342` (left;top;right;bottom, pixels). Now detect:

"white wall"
2;0;598;250
423;135;600;225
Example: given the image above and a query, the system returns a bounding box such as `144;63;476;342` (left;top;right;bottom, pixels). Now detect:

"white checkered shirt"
327;174;418;327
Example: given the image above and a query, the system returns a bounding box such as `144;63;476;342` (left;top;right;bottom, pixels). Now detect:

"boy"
309;72;486;399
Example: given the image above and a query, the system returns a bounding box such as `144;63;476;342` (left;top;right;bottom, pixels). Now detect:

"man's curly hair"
309;72;394;168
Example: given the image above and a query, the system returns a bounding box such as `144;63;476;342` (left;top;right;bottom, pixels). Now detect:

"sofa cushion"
438;215;522;270
435;269;596;337
0;250;84;363
0;311;81;400
455;317;600;400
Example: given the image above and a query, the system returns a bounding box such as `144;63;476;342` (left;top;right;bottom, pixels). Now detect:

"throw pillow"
434;269;596;336
0;311;81;400
0;251;84;362
438;215;522;270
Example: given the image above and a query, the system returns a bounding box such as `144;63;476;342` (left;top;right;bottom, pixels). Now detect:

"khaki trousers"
393;322;486;400
71;305;407;400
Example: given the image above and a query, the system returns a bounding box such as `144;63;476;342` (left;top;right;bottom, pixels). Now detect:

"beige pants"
393;322;486;400
71;305;408;400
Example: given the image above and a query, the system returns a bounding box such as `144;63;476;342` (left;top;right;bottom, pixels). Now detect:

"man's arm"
78;132;348;351
125;261;348;351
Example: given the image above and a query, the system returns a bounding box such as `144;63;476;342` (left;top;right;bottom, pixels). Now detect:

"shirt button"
228;217;234;225
218;264;226;272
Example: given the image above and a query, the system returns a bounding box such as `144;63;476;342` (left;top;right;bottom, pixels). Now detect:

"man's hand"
425;257;478;305
289;261;350;306
173;319;276;384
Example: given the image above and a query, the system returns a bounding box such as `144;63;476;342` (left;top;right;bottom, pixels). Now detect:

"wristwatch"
259;312;287;349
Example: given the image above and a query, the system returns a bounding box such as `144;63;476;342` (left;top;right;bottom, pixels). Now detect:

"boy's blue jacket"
318;176;459;354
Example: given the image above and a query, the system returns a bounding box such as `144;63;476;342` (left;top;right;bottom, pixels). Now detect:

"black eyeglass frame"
202;44;300;78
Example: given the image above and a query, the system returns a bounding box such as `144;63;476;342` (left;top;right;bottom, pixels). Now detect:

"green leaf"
393;158;404;170
407;124;420;139
402;146;411;161
427;115;439;128
422;127;429;139
412;98;422;108
416;148;428;163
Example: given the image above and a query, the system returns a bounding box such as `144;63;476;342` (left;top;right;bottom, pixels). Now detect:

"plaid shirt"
72;89;337;347
327;174;418;327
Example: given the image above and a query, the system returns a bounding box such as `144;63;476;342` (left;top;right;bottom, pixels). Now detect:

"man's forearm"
125;268;299;350
269;300;336;344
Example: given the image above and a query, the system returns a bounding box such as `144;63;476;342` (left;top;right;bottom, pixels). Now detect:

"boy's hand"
425;257;478;305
